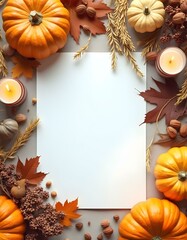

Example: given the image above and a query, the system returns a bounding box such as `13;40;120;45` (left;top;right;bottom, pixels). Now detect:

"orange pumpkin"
154;146;187;201
0;195;25;240
118;198;187;240
2;0;70;59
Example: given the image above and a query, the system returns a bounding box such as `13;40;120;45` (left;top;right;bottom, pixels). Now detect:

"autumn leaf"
154;133;187;147
61;0;112;43
139;78;187;125
16;156;47;185
55;198;81;227
11;55;40;79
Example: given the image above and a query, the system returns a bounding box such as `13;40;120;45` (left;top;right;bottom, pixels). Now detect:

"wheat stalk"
3;119;39;161
106;0;143;77
176;68;187;105
74;34;92;60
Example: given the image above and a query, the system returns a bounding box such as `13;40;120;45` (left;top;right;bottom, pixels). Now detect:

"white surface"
36;52;146;209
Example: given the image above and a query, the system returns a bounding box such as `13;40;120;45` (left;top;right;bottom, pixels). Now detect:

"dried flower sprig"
106;0;143;77
2;119;39;162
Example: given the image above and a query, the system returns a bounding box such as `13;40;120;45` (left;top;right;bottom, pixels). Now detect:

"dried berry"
84;232;92;240
75;222;83;230
113;215;120;222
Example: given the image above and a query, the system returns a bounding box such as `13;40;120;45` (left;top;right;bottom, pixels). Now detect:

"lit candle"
0;78;27;106
155;47;186;77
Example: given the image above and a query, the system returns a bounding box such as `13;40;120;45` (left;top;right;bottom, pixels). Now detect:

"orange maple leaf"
55;198;81;227
11;55;40;79
16;156;47;185
61;0;112;43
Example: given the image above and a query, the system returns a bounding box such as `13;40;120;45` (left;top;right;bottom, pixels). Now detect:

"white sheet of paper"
37;52;146;209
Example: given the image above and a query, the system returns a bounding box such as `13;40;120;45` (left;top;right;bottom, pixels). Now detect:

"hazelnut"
46;181;52;188
32;97;37;105
172;12;186;24
84;232;92;240
100;219;110;228
15;113;27;124
97;233;103;240
166;126;177;139
103;226;113;238
145;51;158;61
179;124;187;137
51;191;57;198
169;119;181;130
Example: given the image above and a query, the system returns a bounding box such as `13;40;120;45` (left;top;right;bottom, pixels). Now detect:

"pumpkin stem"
178;171;187;181
152;237;162;240
144;7;150;15
29;10;43;25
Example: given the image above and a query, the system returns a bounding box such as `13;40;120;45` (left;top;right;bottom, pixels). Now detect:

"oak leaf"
11;55;40;79
16;156;47;185
61;0;112;43
139;78;187;125
55;198;81;227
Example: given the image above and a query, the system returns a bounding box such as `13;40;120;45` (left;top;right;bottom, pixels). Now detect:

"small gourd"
127;0;165;33
118;198;187;240
0;118;18;139
0;195;25;240
154;146;187;201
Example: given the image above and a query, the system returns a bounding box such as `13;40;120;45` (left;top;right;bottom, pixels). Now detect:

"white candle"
0;78;27;106
156;47;186;77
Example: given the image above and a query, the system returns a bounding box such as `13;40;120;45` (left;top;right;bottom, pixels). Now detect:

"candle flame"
169;56;175;64
5;84;11;92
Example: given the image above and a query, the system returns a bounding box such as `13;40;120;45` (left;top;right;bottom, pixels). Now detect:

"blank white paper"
37;52;146;209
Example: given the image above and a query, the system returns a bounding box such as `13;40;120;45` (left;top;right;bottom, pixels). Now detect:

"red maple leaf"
139;78;187;125
61;0;112;43
55;198;81;227
16;156;47;185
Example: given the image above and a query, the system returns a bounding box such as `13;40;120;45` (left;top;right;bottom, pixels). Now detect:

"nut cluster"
166;119;187;139
75;1;96;19
160;0;187;44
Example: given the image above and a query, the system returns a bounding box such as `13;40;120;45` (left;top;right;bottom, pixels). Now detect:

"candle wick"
169;56;174;64
5;84;11;92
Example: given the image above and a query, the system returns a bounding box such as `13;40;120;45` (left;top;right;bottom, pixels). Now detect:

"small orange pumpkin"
118;198;187;240
2;0;70;59
154;146;187;201
0;195;25;240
